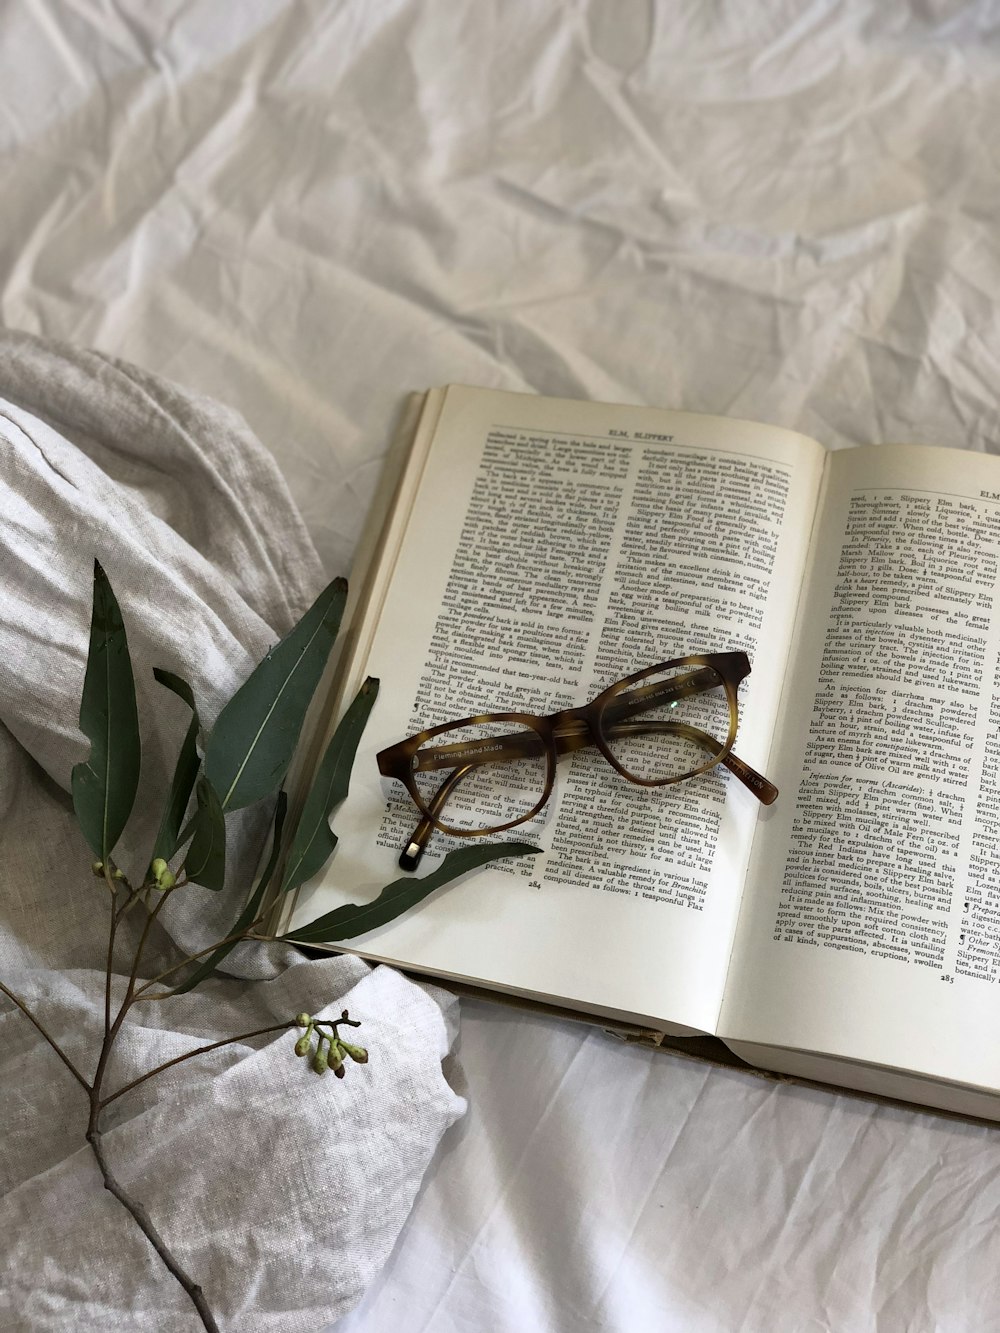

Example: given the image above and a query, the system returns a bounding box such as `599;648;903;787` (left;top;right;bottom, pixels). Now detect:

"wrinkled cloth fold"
0;330;465;1330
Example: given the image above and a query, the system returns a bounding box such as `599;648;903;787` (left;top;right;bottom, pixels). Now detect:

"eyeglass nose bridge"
549;708;599;758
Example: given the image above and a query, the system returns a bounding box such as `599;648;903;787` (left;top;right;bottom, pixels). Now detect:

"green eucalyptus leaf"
280;677;379;896
149;668;201;867
204;577;348;812
71;560;141;862
282;842;539;944
172;792;287;995
184;776;227;891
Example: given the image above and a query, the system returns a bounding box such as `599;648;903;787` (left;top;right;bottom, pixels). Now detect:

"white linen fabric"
0;333;465;1330
4;3;1000;1331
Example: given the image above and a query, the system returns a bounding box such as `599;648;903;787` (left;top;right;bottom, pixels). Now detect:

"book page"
288;386;823;1033
722;443;1000;1089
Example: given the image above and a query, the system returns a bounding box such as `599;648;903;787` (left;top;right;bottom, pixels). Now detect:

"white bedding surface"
5;3;1000;1329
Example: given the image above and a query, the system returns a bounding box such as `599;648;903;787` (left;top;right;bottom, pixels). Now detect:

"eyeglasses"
377;652;778;870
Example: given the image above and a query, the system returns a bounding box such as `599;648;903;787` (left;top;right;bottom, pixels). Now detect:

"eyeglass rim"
592;659;739;788
385;711;556;837
376;652;749;836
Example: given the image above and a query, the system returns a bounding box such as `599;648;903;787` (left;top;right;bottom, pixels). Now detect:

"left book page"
286;386;823;1033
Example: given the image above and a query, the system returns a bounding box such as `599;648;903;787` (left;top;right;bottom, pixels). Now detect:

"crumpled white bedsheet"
4;2;1000;1330
0;333;464;1330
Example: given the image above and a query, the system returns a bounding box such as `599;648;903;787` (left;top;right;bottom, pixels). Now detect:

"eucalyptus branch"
36;564;505;1330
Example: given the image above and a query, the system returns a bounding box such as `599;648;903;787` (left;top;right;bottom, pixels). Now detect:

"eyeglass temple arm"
605;720;778;805
398;762;476;870
574;670;777;803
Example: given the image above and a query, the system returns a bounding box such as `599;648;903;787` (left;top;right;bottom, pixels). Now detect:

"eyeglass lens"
598;663;732;782
412;718;548;835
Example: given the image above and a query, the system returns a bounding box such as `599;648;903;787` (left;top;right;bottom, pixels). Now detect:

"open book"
280;385;1000;1122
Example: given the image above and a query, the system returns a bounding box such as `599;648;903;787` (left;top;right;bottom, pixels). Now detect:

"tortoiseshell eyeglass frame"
377;652;778;870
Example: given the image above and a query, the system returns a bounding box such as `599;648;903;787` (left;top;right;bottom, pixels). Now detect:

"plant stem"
85;891;222;1332
101;878;143;1035
131;919;266;998
104;882;120;1038
100;1021;295;1108
122;883;176;1006
1;961;221;1328
86;1110;220;1333
0;979;90;1091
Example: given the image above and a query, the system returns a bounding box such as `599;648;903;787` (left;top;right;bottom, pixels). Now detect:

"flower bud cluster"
292;1011;368;1078
91;860;125;880
150;858;176;891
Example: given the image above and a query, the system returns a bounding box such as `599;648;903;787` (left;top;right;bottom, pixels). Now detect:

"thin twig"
87;876;222;1332
90;893;161;1129
123;883;177;1004
131;918;267;998
104;877;120;1038
0;979;90;1092
113;880;142;925
100;1022;295;1108
114;886;146;928
102;877;142;1037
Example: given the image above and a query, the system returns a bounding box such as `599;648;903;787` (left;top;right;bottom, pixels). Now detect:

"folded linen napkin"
0;330;465;1330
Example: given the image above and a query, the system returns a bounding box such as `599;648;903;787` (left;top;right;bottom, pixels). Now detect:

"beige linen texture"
0;330;465;1330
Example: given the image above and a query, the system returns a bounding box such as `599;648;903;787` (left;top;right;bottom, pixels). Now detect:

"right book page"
720;442;1000;1091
